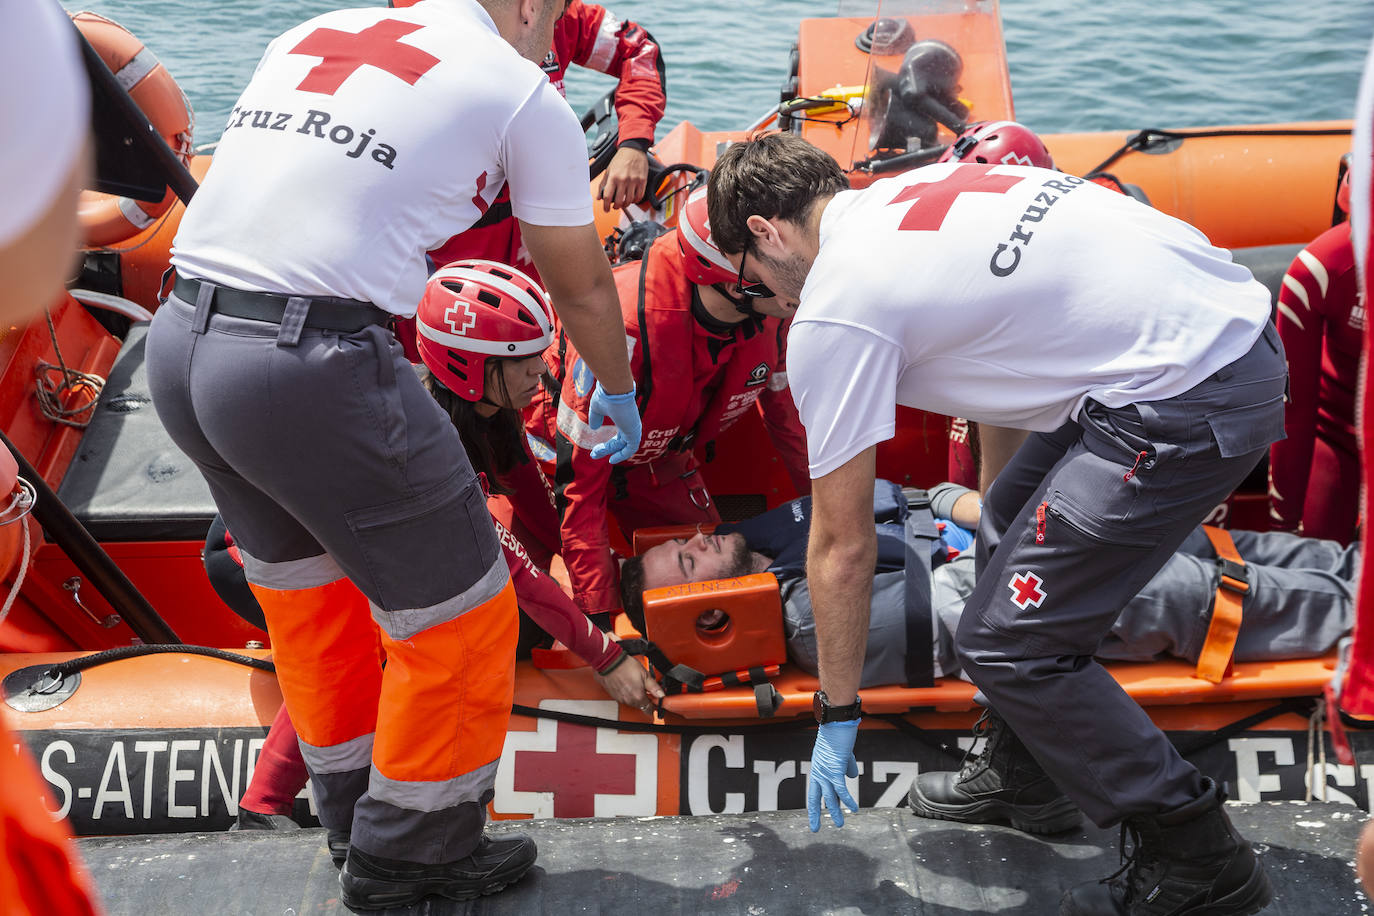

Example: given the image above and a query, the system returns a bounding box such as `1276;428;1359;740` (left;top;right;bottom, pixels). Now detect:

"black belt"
173;276;391;333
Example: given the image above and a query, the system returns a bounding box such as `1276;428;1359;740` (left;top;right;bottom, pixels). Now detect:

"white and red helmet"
676;186;737;286
939;120;1054;169
415;260;555;402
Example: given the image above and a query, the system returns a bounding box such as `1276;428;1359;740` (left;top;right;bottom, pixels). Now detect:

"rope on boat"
39;643;276;681
1084;126;1354;178
34;307;104;429
29;647;1346;772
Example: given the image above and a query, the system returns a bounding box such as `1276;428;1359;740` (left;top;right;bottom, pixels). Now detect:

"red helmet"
939;120;1054;169
415;260;555;402
676;186;736;286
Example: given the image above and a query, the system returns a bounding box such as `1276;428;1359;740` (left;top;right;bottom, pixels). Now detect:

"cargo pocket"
1205;394;1286;458
1044;487;1157;549
345;471;500;614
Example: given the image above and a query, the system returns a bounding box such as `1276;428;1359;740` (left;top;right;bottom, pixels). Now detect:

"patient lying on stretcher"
618;481;1356;687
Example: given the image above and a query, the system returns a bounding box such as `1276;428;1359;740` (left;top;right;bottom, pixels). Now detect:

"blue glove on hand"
587;381;642;465
807;719;861;831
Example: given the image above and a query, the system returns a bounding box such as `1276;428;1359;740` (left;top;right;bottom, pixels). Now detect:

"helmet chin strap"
712;283;762;318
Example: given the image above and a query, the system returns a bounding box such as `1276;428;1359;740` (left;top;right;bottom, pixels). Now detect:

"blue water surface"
61;1;1374;145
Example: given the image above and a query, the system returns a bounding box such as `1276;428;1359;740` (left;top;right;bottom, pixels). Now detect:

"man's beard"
755;248;811;302
721;533;757;578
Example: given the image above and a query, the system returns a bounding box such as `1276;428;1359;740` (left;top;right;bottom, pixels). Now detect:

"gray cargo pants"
957;323;1288;826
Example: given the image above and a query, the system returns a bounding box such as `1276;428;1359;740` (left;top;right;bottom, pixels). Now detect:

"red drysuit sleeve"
495;518;622;672
559;2;666;144
551;374;624;615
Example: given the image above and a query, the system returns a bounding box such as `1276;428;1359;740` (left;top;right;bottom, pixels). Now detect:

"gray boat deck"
79;802;1368;914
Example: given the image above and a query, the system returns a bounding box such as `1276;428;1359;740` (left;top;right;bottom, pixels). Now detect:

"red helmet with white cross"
415;260;555;402
939;120;1054;169
676;186;737;286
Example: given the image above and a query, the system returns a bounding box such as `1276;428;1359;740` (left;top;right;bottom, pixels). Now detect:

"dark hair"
618;554;648;635
706;134;850;255
421;363;529;496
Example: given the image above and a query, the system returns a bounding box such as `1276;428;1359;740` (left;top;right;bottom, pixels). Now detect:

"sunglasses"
736;243;776;300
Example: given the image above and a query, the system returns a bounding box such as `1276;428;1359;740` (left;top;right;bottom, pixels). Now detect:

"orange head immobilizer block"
641;573;787;677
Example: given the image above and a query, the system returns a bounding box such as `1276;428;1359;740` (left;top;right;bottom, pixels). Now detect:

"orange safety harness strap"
1195;525;1248;683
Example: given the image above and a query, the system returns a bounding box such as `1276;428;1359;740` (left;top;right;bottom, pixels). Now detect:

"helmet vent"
476;289;501;309
440;280;466;294
446;360;469;381
516;312;536;326
489;268;514;281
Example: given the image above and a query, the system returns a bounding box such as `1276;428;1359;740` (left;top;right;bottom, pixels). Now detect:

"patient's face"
640;531;756;590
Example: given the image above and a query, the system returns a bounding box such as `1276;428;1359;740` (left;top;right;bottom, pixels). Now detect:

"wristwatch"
813;690;862;724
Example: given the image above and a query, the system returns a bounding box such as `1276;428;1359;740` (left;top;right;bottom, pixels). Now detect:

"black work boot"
339;833;537;909
1060;778;1273;915
229;809;300;831
326;829;350;869
907;709;1082;834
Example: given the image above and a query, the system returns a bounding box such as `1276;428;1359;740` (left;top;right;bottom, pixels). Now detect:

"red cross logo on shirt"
511;721;639;818
1008;571;1047;610
288;20;440;95
888;165;1025;231
444;302;477;336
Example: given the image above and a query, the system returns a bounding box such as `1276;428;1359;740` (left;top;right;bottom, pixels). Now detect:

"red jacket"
526;232;809;613
1269;222;1363;532
543;0;666;146
426;2;666;275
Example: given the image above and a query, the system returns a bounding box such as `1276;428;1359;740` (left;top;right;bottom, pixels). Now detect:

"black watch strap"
813;690;862;724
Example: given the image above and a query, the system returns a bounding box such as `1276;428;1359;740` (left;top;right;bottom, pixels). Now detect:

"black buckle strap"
1217;557;1249;594
173;276;390;333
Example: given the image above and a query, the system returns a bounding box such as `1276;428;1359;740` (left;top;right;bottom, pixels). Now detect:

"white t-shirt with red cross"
788;163;1271;479
0;0;89;247
172;0;592;316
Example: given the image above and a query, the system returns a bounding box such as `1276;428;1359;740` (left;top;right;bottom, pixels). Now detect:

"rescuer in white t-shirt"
706;133;1285;916
145;1;643;908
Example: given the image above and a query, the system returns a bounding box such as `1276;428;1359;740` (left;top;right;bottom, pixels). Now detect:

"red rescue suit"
525;231;810;615
1269;222;1362;542
422;0;666;283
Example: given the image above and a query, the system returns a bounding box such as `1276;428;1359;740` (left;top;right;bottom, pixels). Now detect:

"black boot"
229;809;300;831
326;829;350;869
1060;778;1273;915
907;709;1082;834
339;833;537;909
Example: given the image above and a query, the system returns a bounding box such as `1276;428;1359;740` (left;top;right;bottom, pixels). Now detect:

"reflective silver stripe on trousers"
369;555;509;641
299;731;375;775
370;758;501;812
240;549;347;591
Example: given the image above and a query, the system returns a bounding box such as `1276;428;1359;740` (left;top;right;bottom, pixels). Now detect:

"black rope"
511;703;816;736
872;712;966;765
1171;695;1318;760
1086;126;1352;177
41;644;276;680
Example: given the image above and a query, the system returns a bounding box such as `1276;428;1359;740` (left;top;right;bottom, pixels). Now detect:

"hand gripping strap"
1195;525;1248;683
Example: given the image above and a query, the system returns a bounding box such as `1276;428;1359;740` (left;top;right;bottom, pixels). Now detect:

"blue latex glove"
807;719;861;831
938;519;975;553
587;381;642;465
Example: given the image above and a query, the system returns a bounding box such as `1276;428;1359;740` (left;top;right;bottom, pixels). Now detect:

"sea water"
60;0;1374;146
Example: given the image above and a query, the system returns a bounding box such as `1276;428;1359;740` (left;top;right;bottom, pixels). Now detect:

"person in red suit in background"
421;0;667;282
524;186;811;622
1268;162;1362;543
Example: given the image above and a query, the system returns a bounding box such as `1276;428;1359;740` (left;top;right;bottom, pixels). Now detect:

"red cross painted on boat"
511;721;638;818
888;165;1025;231
1008;571;1047;610
288;20;440;96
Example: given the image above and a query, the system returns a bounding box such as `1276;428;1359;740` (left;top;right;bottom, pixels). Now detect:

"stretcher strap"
1195;525;1248;683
